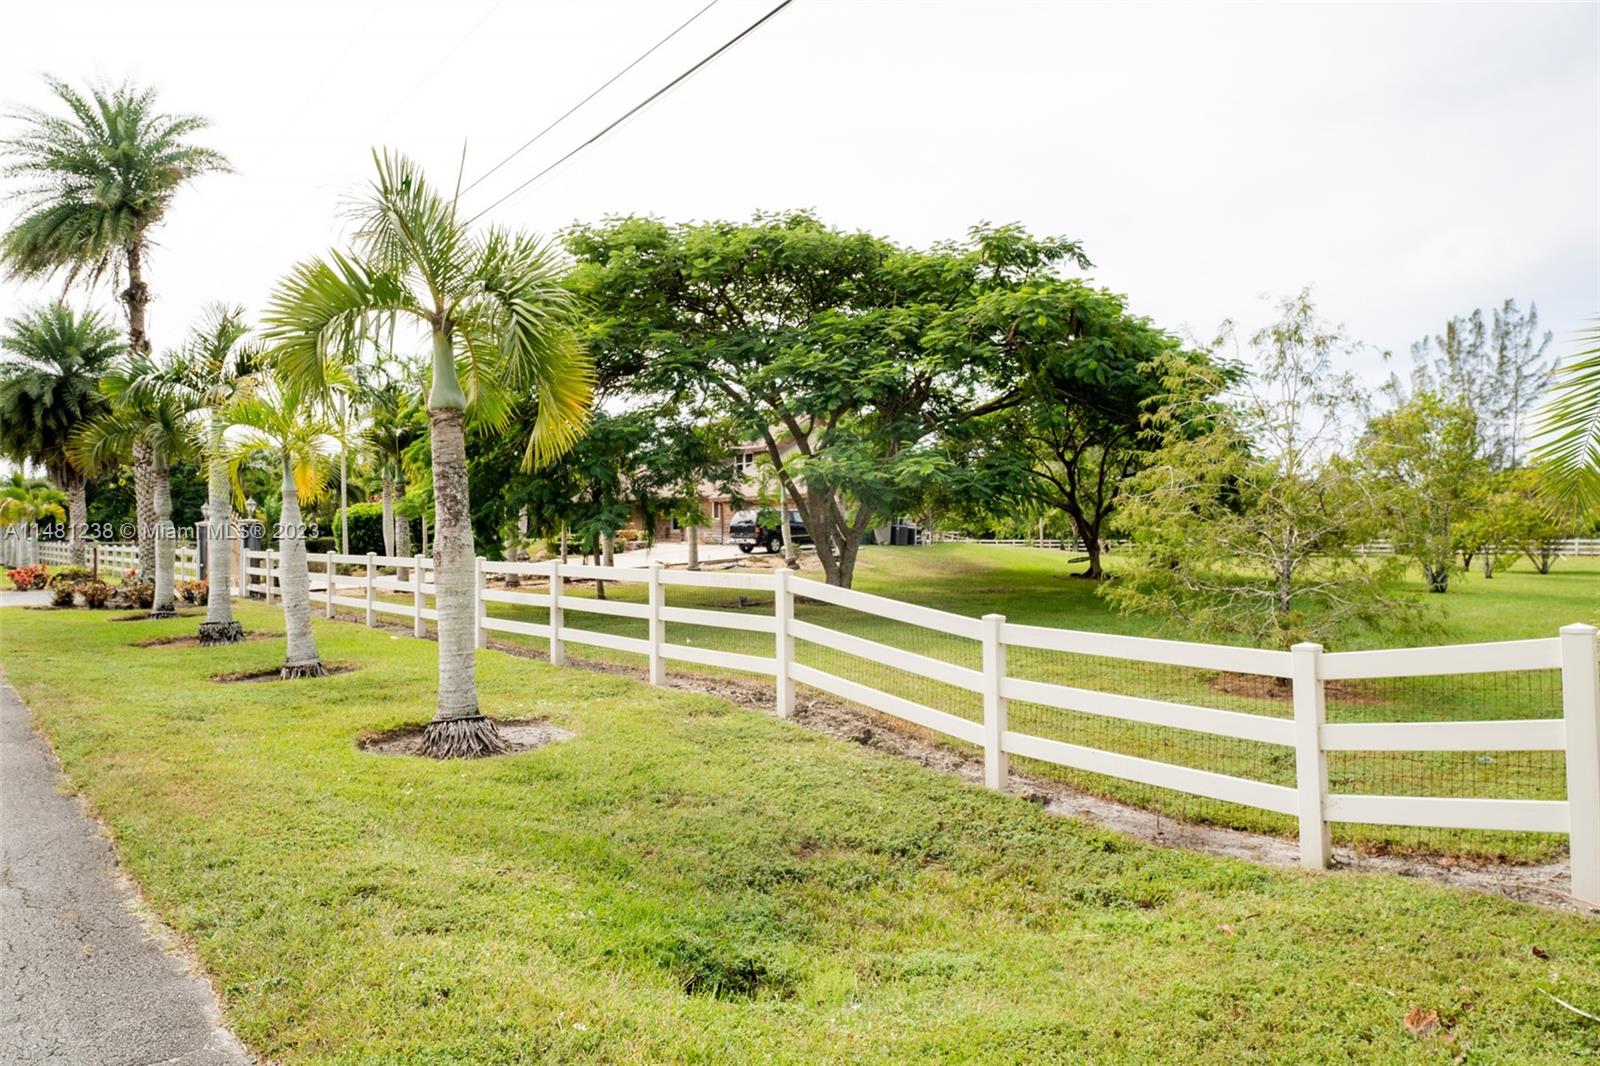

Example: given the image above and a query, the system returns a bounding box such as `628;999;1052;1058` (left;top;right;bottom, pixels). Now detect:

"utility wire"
376;0;508;128
459;0;722;199
463;0;795;226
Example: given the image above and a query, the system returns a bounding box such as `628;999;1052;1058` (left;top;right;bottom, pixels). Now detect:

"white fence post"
646;564;665;685
474;556;487;649
412;555;425;638
1291;641;1331;870
549;560;565;666
325;555;336;618
981;613;1008;790
1561;623;1600;907
263;549;275;605
774;568;794;717
364;552;376;627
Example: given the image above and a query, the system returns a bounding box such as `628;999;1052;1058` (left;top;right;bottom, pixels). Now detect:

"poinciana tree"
224;376;337;677
265;151;592;758
128;304;260;642
1;78;229;360
0;304;121;564
71;359;198;615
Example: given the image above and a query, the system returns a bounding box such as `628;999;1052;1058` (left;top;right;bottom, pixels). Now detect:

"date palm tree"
1;78;229;359
71;360;197;615
127;305;260;642
265;150;592;757
225;376;337;677
0;304;122;564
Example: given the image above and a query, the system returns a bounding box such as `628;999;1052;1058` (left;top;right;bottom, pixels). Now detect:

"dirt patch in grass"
111;610;203;622
1209;671;1382;705
359;718;573;757
211;662;360;684
131;632;276;649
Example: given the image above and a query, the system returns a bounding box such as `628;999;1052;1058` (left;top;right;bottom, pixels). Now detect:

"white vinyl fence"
29;538;199;579
925;531;1600;558
239;547;1600;908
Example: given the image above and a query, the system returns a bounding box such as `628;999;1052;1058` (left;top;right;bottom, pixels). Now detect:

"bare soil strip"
211;662;360;684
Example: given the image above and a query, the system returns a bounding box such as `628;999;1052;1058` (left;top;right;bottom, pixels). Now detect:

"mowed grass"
461;546;1599;861
4;603;1600;1062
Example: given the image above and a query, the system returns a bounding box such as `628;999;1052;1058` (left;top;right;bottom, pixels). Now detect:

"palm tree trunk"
132;438;156;579
381;477;395;557
419;403;505;757
277;454;325;678
151;457;176;617
122;241;151;358
62;470;88;567
199;408;242;644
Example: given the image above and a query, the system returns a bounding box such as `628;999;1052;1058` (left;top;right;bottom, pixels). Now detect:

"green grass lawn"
457;546;1598;861
2;602;1597;1063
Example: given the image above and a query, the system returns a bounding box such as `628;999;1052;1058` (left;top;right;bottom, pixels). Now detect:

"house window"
734;451;758;475
713;502;722;519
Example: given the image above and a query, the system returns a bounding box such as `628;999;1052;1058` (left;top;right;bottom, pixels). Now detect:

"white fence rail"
238;548;1600;907
29;538;199;580
925;532;1600;558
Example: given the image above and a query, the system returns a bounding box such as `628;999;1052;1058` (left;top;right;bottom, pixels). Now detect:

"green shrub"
331;503;419;556
47;565;93;590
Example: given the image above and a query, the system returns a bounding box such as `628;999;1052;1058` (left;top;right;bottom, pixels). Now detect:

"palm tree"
1;78;229;359
1536;320;1600;510
264;150;593;757
0;475;67;565
71;360;197;615
357;360;427;559
128;305;260;642
0;304;122;564
225;377;336;677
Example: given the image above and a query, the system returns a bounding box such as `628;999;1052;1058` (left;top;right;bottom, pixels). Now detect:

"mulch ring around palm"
210;662;361;684
131;632;276;648
358;719;573;758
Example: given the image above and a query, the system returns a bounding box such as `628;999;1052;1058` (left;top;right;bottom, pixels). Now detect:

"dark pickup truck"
729;508;811;554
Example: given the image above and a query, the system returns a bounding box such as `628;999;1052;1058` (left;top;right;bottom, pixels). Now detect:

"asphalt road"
0;667;250;1065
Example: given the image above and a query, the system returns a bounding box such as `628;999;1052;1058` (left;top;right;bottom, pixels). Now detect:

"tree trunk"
58;468;88;567
381;477;396;557
132;438;156;579
198;409;243;644
596;531;613;600
687;525;699;571
1068;513;1104;579
277;454;325;678
151;457;176;617
122;241;151;358
781;505;798;569
416;323;505;757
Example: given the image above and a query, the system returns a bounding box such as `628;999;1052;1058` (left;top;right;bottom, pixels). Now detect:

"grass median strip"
4;601;1597;1062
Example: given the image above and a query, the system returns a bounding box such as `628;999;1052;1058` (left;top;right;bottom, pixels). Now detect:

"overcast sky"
1;0;1595;385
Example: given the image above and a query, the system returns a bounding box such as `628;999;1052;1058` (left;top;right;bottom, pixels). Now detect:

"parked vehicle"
729;508;810;554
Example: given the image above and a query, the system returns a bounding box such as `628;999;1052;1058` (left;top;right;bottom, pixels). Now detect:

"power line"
463;0;796;226
459;0;722;199
376;0;508;128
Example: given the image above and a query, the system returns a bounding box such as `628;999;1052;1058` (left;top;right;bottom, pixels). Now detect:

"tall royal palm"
225;376;336;678
132;305;259;642
0;304;122;564
72;361;197;615
265;151;593;757
1;78;229;359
